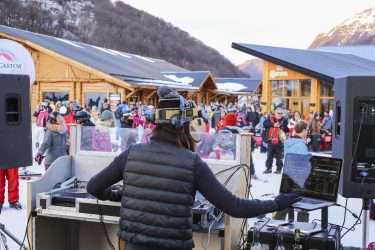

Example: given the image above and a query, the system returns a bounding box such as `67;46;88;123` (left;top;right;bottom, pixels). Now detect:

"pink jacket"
36;110;49;127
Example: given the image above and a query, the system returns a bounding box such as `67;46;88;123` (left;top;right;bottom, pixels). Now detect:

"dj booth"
27;126;252;250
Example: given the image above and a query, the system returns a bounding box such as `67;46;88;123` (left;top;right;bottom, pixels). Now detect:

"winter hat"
223;113;238;127
59;106;67;116
100;110;114;121
155;86;197;127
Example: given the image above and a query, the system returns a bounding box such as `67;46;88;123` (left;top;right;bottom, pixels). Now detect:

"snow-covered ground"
0;124;373;249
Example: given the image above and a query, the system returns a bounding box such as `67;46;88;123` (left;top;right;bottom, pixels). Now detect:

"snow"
108;49;132;59
217;82;247;92
0;124;373;249
133;55;155;63
323;8;375;39
55;37;84;48
163;74;194;85
91;45;118;55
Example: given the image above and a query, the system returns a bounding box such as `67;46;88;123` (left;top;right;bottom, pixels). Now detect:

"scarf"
47;123;68;135
268;116;280;145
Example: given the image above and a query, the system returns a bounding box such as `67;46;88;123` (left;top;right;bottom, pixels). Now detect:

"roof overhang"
232;42;334;82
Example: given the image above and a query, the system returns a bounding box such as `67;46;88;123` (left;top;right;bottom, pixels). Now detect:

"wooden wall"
262;61;322;115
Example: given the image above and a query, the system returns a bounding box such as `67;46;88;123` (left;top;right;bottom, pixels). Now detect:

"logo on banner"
269;65;288;78
0;50;23;71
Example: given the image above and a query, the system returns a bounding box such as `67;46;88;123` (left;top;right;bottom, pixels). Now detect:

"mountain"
0;0;247;77
237;58;263;79
309;8;375;49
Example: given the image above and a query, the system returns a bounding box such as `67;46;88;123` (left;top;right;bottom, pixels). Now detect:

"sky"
120;0;375;65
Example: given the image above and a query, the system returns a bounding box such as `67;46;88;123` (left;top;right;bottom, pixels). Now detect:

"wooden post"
311;78;319;113
262;61;271;112
77;82;82;105
120;87;126;103
72;81;77;101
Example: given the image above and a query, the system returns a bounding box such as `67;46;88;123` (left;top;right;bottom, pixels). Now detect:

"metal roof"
315;45;375;62
232;43;375;82
0;25;187;81
215;78;261;94
161;71;212;88
112;75;199;91
113;71;216;92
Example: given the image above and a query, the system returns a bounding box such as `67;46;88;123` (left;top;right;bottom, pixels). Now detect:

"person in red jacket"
0;168;22;213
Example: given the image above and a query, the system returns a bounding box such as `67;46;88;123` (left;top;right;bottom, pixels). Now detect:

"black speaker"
0;74;32;169
333;76;375;198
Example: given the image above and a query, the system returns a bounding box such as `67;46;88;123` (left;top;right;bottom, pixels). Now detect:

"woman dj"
87;86;300;250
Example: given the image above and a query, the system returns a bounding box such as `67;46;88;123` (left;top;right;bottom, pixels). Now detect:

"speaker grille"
357;124;375;164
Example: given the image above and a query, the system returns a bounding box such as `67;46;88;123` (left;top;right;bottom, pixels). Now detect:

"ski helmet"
48;111;61;124
74;110;91;124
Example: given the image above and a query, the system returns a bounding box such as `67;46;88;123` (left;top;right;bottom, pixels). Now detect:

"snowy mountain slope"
309;8;375;49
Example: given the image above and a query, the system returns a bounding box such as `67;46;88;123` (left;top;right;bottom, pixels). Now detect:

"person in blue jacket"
284;120;309;156
274;120;310;222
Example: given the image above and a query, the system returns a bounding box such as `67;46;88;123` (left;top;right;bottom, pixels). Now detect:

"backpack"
115;107;123;120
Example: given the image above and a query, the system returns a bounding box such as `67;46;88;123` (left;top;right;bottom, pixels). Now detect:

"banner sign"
0;39;36;84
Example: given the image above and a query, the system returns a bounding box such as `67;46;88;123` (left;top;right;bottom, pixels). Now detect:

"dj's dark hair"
151;123;197;152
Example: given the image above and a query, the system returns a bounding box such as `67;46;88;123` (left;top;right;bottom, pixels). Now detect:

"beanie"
224;113;237;127
155;86;197;126
100;110;114;121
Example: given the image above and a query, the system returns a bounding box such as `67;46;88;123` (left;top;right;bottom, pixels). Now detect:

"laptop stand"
288;206;329;230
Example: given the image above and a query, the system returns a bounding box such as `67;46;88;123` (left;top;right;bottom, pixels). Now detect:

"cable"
214;164;253;250
340;198;348;231
19;211;32;250
335;202;360;220
341;177;366;239
203;211;223;250
96;199;115;250
312;219;356;232
209;163;252;250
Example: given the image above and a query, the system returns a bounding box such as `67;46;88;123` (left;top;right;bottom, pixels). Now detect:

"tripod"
0;223;28;250
362;198;371;248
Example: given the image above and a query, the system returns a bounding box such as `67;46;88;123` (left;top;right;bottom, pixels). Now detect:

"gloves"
108;186;123;201
34;153;44;165
274;193;301;211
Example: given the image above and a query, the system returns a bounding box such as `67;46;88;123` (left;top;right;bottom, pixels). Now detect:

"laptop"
279;153;343;211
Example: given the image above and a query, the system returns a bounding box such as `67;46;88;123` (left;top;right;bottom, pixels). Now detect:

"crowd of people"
30;97;336;179
2;93;371;221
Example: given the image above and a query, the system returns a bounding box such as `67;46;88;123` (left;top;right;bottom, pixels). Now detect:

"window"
272;98;290;110
270;80;311;116
301;80;311;97
271;81;283;96
85;92;107;111
320;99;334;116
320;81;334;97
43;92;69;104
320;81;334;115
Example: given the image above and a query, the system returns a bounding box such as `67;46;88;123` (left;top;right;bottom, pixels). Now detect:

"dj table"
27;126;252;250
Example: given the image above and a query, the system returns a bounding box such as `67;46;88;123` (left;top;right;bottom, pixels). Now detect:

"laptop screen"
280;153;343;202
